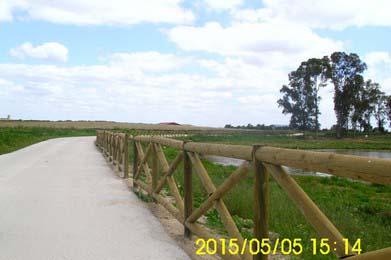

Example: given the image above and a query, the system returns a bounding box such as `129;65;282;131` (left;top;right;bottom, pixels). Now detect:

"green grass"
182;132;391;150
156;145;391;259
0;127;95;155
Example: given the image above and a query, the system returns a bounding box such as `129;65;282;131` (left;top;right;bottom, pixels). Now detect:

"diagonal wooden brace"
153;143;184;214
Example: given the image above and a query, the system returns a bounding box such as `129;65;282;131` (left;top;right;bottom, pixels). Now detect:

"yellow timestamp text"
195;238;362;256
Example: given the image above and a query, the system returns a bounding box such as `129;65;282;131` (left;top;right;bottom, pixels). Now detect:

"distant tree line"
277;51;391;138
224;124;291;130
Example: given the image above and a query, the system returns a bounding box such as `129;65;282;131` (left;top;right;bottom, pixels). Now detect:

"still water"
206;149;391;177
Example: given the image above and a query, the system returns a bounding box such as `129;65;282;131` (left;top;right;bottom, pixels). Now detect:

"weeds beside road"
0;127;95;155
160;145;391;260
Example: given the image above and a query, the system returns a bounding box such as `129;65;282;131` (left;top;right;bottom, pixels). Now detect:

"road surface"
0;136;190;260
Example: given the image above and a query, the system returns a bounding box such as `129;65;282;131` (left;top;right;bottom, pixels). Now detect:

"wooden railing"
95;130;391;260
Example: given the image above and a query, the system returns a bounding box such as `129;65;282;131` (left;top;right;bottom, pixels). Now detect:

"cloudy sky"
1;0;391;127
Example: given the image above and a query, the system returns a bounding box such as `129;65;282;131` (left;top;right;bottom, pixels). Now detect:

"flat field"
0;120;225;131
184;132;391;150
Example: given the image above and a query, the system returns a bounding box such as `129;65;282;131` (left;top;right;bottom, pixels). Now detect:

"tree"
386;95;391;127
351;80;380;135
330;52;367;138
373;91;387;132
247;123;254;129
278;63;317;134
303;56;331;137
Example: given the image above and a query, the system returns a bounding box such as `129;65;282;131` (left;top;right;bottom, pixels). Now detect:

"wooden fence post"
151;142;158;194
253;145;269;260
124;133;129;179
106;131;109;156
104;131;107;154
132;138;138;190
183;145;193;238
105;131;108;156
109;133;113;161
114;134;116;161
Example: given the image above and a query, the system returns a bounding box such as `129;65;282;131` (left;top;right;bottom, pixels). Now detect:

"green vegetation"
183;133;391;150
0;127;95;155
156;145;391;259
132;132;390;259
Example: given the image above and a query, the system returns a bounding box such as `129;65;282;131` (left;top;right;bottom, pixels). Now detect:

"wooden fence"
95;130;391;260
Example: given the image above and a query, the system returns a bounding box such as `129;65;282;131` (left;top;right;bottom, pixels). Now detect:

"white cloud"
0;1;14;22
0;0;194;25
237;94;276;104
1;1;388;129
365;51;391;66
198;57;287;92
106;51;191;72
167;21;342;67
318;86;336;129
9;42;69;62
165;17;343;127
364;51;391;93
0;50;300;126
0;54;226;125
234;0;391;30
203;0;243;11
0;48;346;127
167;19;342;123
0;78;24;92
231;93;288;126
232;8;273;23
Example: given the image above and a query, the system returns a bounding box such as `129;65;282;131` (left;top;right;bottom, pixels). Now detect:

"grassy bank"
153;144;391;259
183;133;391;150
0;127;95;155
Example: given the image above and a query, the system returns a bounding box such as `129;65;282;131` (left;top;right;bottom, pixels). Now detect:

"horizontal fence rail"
95;130;391;260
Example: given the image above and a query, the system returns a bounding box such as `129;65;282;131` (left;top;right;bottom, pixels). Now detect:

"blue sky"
1;0;391;128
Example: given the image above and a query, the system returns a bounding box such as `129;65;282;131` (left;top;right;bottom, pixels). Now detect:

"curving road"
0;136;189;260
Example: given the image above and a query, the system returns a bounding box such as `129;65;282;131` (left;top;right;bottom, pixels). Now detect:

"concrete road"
0;137;190;260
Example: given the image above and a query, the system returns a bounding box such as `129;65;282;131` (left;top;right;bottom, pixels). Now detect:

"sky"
1;0;391;128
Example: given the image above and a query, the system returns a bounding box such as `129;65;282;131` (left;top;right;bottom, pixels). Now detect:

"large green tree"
373;90;387;132
278;62;317;133
351;80;381;135
330;52;367;138
303;56;331;137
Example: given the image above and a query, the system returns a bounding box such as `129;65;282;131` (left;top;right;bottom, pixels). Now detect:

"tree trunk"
336;124;341;139
315;102;319;139
315;84;319;139
336;118;342;139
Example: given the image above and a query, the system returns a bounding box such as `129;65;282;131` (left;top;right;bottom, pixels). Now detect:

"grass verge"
156;144;391;260
0;127;95;155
